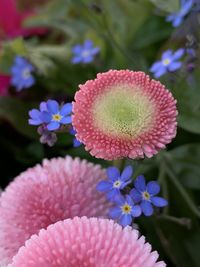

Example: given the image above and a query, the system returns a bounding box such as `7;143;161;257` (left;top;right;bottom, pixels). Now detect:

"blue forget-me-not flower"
166;0;194;27
109;194;141;226
29;102;47;126
71;40;100;64
130;175;168;216
96;166;133;200
150;49;184;78
40;100;72;131
11;56;35;91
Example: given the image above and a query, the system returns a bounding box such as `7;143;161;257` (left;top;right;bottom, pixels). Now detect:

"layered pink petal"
8;217;166;267
0;156;110;266
73;70;178;160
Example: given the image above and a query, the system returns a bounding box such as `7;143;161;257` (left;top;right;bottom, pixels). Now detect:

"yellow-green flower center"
82;50;90;58
142;191;150;200
22;69;31;79
121;203;132;214
52;113;62;122
92;85;155;138
162;59;170;66
113;180;121;188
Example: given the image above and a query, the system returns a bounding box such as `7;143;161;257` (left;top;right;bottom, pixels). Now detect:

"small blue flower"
71;40;100;64
166;0;194;27
69;128;82;147
28;102;47;126
40;100;72;131
11;56;35;91
96;166;133;200
109;194;141;226
130;175;168;217
150;49;184;78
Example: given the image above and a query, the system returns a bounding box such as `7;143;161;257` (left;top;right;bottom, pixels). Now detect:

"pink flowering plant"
0;1;200;267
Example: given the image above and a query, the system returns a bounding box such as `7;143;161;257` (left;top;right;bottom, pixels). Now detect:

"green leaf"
27;44;69;75
153;219;200;267
168;144;200;189
0;97;37;139
103;0;153;45
172;72;200;134
150;0;179;13
23;0;71;29
0;38;28;74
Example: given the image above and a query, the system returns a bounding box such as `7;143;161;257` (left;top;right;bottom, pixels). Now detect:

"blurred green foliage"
0;0;200;266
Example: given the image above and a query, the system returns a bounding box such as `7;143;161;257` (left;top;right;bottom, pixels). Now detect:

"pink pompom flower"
0;156;110;266
72;70;178;160
8;217;166;267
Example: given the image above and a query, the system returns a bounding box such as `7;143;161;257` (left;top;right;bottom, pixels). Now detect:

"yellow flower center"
52;113;62;122
22;69;31;79
82;50;90;58
113;180;121;188
121;204;132;214
163;59;170;66
142;191;150;200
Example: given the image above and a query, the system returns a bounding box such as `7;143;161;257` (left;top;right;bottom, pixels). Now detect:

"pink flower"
0;75;10;96
0;156;111;266
0;0;46;39
73;70;178;160
8;217;166;267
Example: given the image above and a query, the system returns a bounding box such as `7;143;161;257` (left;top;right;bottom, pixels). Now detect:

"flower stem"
158;161;169;214
157;214;191;229
113;159;124;171
166;166;200;218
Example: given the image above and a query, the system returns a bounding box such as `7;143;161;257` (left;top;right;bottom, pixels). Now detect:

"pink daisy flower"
0;156;110;266
8;217;166;267
73;70;178;160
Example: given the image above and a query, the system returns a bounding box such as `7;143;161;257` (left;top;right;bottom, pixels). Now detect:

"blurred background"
0;0;200;266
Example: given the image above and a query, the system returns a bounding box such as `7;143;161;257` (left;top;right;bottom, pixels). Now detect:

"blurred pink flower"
0;156;111;266
73;70;178;160
0;75;10;96
8;217;166;267
0;0;46;39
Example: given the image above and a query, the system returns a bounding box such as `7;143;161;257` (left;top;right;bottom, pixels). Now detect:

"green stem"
113;159;125;171
157;214;191;228
166;167;200;218
158;161;168;214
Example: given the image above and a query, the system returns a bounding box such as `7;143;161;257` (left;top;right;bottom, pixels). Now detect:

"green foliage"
172;72;200;134
0;97;37;139
170;144;200;189
150;0;180;13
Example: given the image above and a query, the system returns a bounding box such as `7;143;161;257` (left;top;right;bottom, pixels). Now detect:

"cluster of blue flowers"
97;166;167;227
29;100;81;147
10;40;99;92
150;0;196;79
